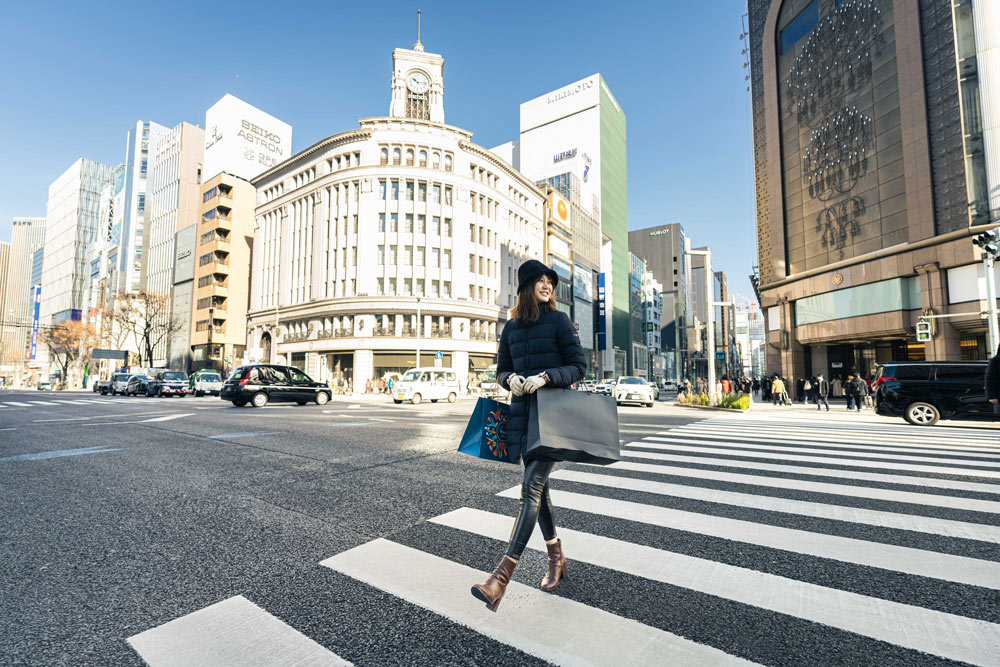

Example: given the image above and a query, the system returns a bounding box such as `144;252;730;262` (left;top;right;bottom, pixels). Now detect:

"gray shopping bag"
525;388;621;465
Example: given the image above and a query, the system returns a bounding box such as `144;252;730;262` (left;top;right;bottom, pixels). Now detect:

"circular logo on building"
832;273;844;286
556;199;568;222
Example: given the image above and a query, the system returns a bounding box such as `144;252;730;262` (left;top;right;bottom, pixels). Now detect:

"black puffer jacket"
496;310;586;460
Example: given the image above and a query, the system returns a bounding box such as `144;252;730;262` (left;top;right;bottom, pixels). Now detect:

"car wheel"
904;402;940;426
393;399;402;404
296;400;308;405
315;392;330;406
431;399;438;403
251;392;269;408
195;390;202;397
647;402;654;408
447;392;457;403
411;393;422;405
232;400;247;407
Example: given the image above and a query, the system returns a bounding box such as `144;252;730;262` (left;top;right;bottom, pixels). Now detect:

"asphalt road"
1;390;998;666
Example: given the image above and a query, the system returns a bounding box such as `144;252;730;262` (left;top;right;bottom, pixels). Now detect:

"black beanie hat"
517;259;559;294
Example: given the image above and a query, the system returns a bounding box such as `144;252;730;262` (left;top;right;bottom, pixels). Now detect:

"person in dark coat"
986;344;1000;416
814;373;830;411
472;260;585;611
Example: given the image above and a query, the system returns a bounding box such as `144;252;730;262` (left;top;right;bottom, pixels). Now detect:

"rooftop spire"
414;10;424;51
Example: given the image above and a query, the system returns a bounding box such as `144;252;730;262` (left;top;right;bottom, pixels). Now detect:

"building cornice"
459;140;546;198
251;129;373;185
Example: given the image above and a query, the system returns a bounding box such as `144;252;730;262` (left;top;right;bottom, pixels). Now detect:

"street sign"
435;351;442;359
715;352;725;361
91;348;128;361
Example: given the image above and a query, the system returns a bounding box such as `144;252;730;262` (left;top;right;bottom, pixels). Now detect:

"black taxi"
221;364;332;408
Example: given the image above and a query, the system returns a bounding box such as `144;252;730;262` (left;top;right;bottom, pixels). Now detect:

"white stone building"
247;39;545;390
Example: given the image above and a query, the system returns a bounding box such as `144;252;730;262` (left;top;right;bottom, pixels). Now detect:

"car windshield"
162;372;186;381
201;373;221;382
482;370;497;383
619;377;645;385
402;370;422;382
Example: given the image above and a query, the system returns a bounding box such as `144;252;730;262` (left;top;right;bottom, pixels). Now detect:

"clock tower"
389;23;444;122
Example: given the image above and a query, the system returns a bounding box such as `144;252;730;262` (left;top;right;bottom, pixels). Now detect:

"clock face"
407;72;430;94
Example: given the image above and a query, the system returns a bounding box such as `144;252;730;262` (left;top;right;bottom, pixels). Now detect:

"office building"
492;73;628;376
40;159;117;326
247;38;545;390
146;121;204;364
750;0;1000;380
642;271;665;382
629;252;648;377
120;121;169;294
1;218;46;374
190;173;255;373
628;223;692;381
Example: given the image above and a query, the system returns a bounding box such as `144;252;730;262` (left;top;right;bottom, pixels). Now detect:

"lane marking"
495;487;1000;589
128;595;352;667
321;538;758;667
643;436;1000;467
431;507;1000;667
207;432;282;439
0;446;122;461
632;440;1000;479
32;417;91;423
551;468;1000;541
3;401;32;407
616;448;1000;494
142;413;194;422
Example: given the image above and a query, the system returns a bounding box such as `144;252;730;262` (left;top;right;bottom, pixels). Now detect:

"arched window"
444;155;453;172
406;148;414;166
393;148;401;165
419;150;428;167
380;147;388;165
432;152;441;169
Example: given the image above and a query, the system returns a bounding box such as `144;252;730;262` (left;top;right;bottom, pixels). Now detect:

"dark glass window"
934;365;984;382
780;1;818;54
884;364;931;380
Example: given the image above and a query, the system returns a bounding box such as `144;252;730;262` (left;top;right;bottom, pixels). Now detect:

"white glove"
522;373;549;394
507;374;526;396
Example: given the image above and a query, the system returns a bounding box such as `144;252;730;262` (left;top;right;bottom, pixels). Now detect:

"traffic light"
916;320;932;343
972;228;1000;256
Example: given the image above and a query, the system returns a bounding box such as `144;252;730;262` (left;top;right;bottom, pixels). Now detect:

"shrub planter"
674;402;752;413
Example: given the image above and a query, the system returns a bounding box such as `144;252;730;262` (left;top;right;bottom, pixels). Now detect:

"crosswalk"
0;396;221;409
128;413;1000;666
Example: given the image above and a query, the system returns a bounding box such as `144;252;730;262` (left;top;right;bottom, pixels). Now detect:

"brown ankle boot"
471;556;517;611
540;539;567;592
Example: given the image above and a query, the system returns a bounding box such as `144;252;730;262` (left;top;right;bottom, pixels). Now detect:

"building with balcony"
246;38;545;390
750;0;1000;381
190;173;254;373
1;217;45;378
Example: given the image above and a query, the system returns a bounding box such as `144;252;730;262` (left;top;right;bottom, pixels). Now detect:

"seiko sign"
203;94;292;182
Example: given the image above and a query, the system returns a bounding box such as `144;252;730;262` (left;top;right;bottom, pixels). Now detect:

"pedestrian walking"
471;259;585;611
365;378;373;394
770;375;786;406
803;377;812;404
846;373;864;411
986;344;1000;416
814;373;830;411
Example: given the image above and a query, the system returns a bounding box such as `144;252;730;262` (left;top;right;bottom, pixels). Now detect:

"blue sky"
0;0;756;298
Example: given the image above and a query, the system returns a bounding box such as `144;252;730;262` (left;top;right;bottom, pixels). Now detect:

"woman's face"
534;275;554;303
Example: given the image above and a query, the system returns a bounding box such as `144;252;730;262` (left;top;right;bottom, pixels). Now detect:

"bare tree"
40;320;96;389
121;291;181;367
100;299;136;350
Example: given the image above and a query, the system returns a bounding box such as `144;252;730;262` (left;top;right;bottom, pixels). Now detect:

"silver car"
111;373;133;395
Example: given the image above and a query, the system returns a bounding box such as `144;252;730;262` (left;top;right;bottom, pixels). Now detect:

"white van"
393;367;461;404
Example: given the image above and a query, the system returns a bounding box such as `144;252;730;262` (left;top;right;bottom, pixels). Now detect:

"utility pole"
415;297;422;369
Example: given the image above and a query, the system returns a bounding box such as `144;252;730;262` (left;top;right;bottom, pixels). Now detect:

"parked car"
146;371;189;397
393;367;461;404
221;364;331;407
615;376;657;407
36;380;51;391
125;375;152;396
873;361;992;426
189;369;223;397
110;373;134;395
93;377;110;393
662;380;678;393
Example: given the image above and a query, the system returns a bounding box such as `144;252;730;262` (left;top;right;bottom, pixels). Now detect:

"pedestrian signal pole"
973;229;1000;355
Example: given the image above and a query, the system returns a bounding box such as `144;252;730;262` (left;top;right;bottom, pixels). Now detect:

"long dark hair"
510;281;554;322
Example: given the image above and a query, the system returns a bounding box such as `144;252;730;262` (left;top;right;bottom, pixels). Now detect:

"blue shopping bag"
457;398;519;464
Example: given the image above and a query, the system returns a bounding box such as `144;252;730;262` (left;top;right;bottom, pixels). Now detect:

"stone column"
353;349;374;395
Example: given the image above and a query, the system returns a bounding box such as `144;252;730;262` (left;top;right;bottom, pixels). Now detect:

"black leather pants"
505;458;557;559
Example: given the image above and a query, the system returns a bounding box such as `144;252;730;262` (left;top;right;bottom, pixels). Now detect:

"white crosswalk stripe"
126;413;1000;666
